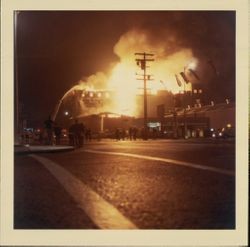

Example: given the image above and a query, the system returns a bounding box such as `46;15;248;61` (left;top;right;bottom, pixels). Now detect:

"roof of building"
164;102;235;117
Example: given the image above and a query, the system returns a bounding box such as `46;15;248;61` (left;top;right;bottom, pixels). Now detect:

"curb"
14;146;75;155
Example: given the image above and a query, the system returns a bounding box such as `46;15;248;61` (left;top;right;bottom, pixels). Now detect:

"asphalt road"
14;139;235;229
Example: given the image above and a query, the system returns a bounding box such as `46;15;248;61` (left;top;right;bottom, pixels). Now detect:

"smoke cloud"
57;11;235;119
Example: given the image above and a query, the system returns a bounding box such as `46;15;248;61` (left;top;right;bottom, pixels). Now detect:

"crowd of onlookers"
43;117;94;147
20;116;164;146
21;116;93;147
115;127;138;141
68;119;92;147
113;126;161;141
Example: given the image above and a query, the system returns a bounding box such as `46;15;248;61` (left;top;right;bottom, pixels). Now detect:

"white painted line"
30;154;137;229
83;149;235;177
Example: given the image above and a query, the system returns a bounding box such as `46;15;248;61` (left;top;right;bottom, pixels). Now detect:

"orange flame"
60;29;199;119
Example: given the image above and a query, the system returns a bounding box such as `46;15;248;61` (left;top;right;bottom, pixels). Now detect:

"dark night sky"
16;11;235;126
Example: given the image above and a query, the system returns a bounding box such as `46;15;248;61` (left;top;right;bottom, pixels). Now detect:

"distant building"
73;86;235;139
163;102;235;138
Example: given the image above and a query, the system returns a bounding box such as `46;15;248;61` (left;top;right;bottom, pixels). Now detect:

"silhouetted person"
78;122;85;147
68;123;75;146
25;130;30;144
22;129;31;145
115;128;120;141
54;124;62;145
133;127;138;140
39;130;44;144
44;115;54;145
153;128;157;139
71;119;84;147
121;128;126;140
129;127;133;140
85;128;92;142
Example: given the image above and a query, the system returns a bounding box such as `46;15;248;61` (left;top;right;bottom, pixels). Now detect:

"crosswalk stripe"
30;154;138;229
83;149;234;177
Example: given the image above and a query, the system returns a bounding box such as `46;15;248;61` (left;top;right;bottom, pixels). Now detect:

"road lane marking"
83;149;234;177
30;154;137;229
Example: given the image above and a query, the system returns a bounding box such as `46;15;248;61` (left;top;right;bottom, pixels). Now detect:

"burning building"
50;23;234;138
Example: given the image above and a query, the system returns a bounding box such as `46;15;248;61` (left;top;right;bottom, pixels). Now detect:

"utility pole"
173;96;178;139
135;52;154;140
180;68;189;139
183;80;187;139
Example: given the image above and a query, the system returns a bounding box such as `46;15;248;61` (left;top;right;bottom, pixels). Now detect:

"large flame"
108;62;139;115
54;28;199;120
105;29;196;115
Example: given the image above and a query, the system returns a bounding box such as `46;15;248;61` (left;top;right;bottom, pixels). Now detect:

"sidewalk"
14;144;75;155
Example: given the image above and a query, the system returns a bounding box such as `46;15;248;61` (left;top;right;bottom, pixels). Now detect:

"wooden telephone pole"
135;52;154;140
